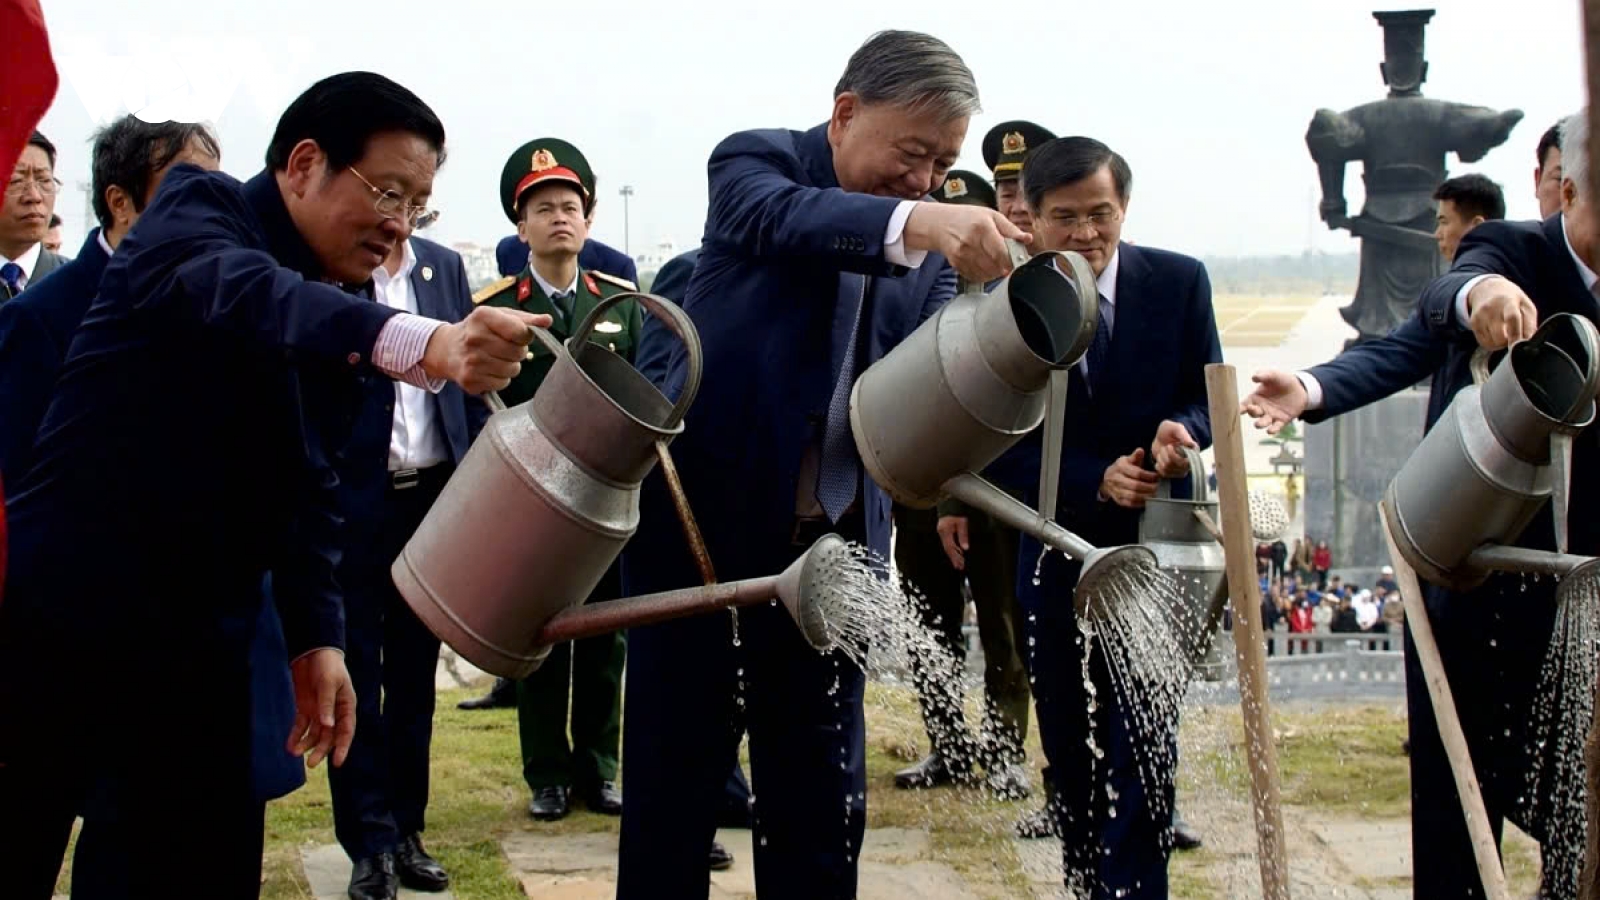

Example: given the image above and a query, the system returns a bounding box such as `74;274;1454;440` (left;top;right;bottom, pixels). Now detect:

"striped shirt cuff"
374;313;447;392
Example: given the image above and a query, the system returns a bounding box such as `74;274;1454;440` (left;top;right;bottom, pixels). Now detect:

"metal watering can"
849;243;1156;603
1382;313;1600;590
850;243;1098;507
1138;447;1229;666
393;293;703;678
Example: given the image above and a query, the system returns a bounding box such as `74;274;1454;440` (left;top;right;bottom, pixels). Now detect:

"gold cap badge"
1001;131;1025;155
943;177;967;199
531;148;558;171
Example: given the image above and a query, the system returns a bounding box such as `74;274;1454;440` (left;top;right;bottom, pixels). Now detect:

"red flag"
0;0;58;218
0;0;54;601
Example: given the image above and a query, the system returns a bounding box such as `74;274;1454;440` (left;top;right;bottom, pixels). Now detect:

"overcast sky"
32;0;1587;262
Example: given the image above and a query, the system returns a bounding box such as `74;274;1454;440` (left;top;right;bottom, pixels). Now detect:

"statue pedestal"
1303;388;1428;585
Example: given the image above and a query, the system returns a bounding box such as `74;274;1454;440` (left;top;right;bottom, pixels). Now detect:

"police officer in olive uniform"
893;168;1034;800
474;138;640;823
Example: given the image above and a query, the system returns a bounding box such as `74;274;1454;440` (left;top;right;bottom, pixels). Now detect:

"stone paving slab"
503;827;986;900
435;647;493;692
301;843;458;900
1309;817;1411;882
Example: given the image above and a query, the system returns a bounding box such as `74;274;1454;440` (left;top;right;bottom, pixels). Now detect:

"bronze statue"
1307;9;1522;344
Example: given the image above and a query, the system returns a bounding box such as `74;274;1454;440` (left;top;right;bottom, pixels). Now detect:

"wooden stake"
1379;504;1510;900
1581;3;1600;894
1204;364;1291;900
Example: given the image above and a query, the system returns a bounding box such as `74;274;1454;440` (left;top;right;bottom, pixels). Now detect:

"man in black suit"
1243;109;1595;898
0;130;67;301
328;235;488;900
943;136;1220;899
0;72;545;899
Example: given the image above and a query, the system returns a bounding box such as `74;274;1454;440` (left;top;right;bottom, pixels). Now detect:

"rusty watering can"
393;293;702;678
1383;313;1600;590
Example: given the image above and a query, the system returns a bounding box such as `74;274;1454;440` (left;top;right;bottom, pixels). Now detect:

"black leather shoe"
1172;813;1203;851
1014;805;1060;839
708;841;734;871
348;853;397;900
528;785;571;821
985;762;1033;800
893;752;970;789
396;834;450;891
457;677;517;710
581;780;623;816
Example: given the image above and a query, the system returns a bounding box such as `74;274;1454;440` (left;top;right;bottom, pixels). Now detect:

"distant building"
451;241;500;293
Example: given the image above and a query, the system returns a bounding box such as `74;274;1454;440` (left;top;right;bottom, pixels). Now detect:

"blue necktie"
1084;298;1111;393
817;273;868;522
0;262;22;297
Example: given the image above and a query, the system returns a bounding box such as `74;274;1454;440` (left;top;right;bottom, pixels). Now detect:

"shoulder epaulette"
472;275;517;304
590;270;637;292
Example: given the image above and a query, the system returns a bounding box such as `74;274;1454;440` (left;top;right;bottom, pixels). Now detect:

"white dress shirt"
372;240;448;472
0;241;43;290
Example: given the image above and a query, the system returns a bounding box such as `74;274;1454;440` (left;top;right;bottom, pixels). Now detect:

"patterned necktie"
817;273;868;522
0;262;22;297
1084;297;1111;393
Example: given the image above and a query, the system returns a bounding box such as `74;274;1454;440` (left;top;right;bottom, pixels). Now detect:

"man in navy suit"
328;235;487;900
0;72;545;899
616;30;1028;900
1241;110;1597;898
0;113;225;900
941;136;1220;898
0;116;221;488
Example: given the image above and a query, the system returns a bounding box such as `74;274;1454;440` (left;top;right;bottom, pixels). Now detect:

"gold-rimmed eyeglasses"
1052;211;1120;234
348;166;440;230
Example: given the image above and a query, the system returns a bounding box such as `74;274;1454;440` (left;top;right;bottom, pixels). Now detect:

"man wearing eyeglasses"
0;73;546;900
0;130;66;301
940;136;1220;899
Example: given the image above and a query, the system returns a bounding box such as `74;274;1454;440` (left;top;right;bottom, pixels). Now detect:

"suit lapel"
1097;243;1148;407
409;250;446;321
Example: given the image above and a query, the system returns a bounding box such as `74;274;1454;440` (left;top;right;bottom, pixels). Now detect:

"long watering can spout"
531;534;846;652
940;473;1156;611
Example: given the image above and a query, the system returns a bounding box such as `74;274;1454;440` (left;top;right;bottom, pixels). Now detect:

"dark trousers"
893;504;1030;765
1407;577;1569;898
329;469;446;861
71;795;266;899
0;760;79;899
616;500;868;900
517;564;626;791
1021;534;1171;899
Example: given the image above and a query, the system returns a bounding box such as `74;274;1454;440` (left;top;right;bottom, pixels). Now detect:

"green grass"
49;688;1539;898
1193;703;1412;818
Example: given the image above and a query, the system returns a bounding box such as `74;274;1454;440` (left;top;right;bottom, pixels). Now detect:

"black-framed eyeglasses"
349;166;440;230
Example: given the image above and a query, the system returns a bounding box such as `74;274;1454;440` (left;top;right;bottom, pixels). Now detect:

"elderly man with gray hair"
616;29;1025;900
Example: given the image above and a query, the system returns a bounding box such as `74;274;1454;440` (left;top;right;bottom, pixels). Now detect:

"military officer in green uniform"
475;138;639;822
982;119;1056;230
892;168;1033;801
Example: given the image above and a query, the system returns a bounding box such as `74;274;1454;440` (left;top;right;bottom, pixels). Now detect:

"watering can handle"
1005;239;1031;270
477;328;569;413
1154;446;1208;501
571;291;704;429
1469;347;1494;386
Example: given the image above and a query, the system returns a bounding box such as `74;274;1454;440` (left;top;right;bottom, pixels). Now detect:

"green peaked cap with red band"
500;137;595;222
